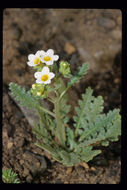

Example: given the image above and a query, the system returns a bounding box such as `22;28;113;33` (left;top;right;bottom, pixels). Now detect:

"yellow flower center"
41;74;49;82
34;57;40;65
44;56;51;61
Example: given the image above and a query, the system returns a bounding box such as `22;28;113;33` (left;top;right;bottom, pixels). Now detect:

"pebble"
64;42;76;55
26;175;33;183
5;124;15;137
97;18;116;30
81;162;89;169
16;137;25;147
12;26;22;40
19;160;24;165
90;167;96;171
66;167;73;174
2;130;8;138
22;150;47;177
23;168;30;176
7;141;13;149
111;30;121;40
114;78;120;84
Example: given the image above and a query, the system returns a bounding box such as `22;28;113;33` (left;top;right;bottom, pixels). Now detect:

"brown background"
3;8;121;184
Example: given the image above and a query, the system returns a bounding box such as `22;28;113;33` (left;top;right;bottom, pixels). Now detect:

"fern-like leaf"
67;63;89;87
73;86;121;147
9;82;40;110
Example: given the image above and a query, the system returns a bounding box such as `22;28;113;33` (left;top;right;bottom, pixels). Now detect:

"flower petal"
47;49;54;56
27;61;34;66
36;50;45;56
53;55;59;61
28;54;35;61
36;79;43;84
45;60;54;65
43;79;51;84
34;72;42;78
41;66;50;74
49;72;55;79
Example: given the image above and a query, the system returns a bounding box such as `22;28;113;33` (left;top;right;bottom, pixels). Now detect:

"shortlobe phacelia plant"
9;49;121;167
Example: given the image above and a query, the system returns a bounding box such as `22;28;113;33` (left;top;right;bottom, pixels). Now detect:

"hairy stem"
59;86;70;101
39;106;55;118
54;97;66;148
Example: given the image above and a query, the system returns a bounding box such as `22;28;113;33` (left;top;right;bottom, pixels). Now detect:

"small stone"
7;141;13;149
35;162;41;168
13;27;22;40
81;162;89;169
111;30;121;40
97;18;116;30
66;167;73;174
12;24;22;40
2;130;8;138
114;78;120;84
85;174;89;179
19;160;24;165
26;175;33;183
64;42;76;55
90;167;96;171
23;151;47;177
23;168;29;176
17;138;25;147
5;124;15;137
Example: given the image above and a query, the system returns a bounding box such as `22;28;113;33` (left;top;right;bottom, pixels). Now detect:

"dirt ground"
2;8;121;184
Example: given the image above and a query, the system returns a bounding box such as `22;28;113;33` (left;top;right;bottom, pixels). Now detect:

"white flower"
34;66;55;84
27;50;45;67
40;49;59;65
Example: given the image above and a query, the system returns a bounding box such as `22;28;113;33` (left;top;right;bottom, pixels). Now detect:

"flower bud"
37;92;42;96
31;83;50;98
59;61;71;76
31;83;44;97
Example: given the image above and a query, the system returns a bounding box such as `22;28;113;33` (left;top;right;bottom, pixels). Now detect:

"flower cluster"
27;49;71;98
27;49;59;97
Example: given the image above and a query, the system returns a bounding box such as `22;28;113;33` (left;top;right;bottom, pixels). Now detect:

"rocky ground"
3;8;121;184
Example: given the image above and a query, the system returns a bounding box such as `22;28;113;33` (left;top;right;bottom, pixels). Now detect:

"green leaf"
72;86;121;147
74;87;98;135
9;82;40;110
2;169;20;183
67;63;89;87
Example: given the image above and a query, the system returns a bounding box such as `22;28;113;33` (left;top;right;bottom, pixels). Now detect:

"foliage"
67;62;89;87
9;52;121;167
2;169;20;183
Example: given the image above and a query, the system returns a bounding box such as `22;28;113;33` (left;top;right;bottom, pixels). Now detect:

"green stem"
54;97;66;148
59;86;70;101
37;109;47;127
39;106;55;118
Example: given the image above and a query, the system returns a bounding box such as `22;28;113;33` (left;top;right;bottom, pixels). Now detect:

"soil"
2;9;121;184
